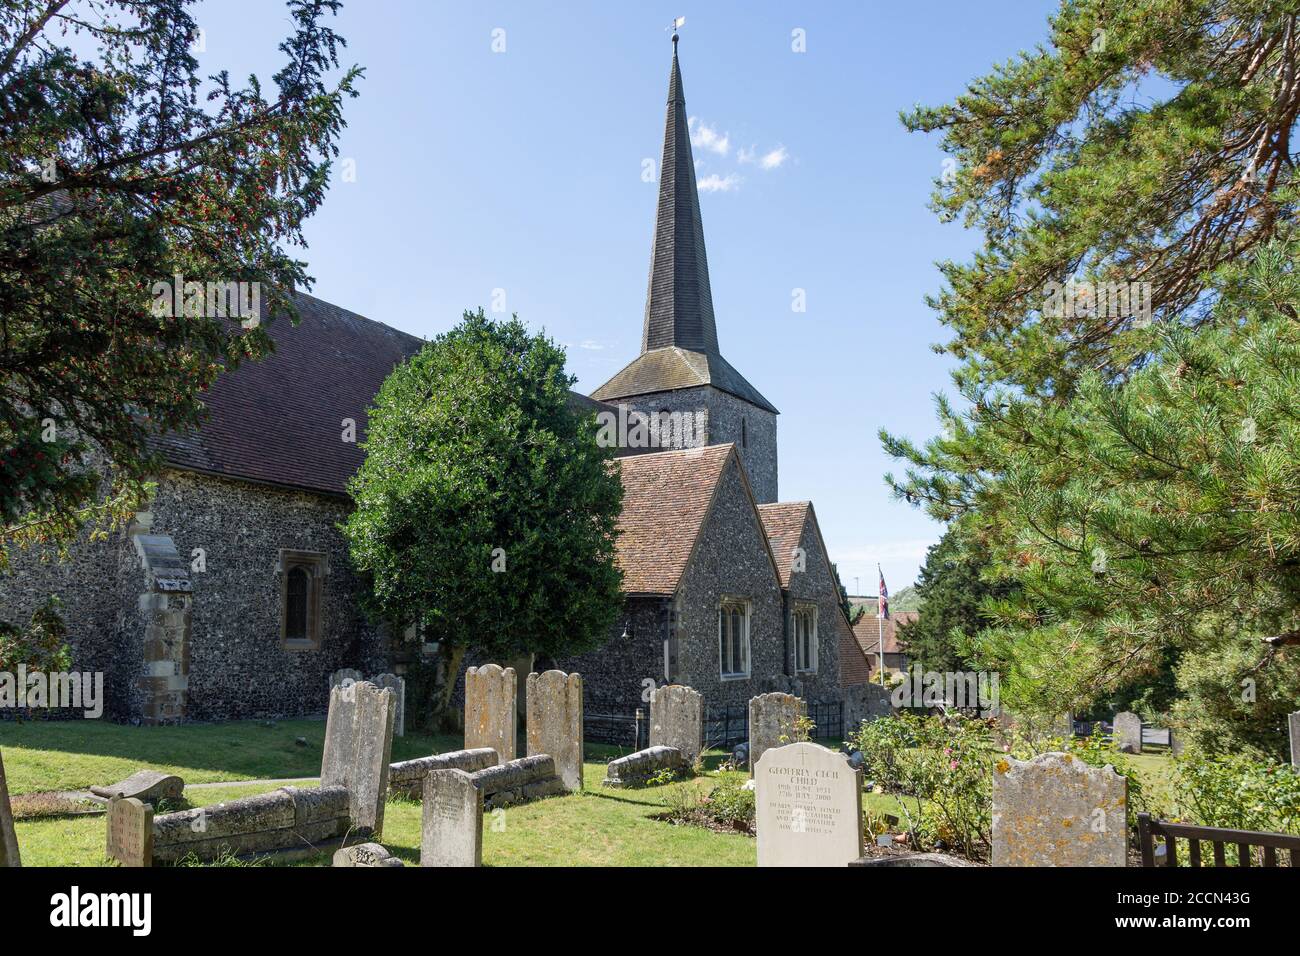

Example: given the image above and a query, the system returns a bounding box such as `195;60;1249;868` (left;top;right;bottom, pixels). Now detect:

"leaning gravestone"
992;751;1128;867
650;684;703;765
332;842;403;867
421;769;483;867
320;680;397;838
465;664;516;763
105;796;154;868
1290;712;1299;768
755;741;863;867
748;692;805;774
1114;712;1142;754
0;748;19;867
525;670;583;791
90;770;184;805
372;673;406;737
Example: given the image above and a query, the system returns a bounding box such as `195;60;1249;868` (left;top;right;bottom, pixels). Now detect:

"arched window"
285;567;309;641
279;549;326;649
718;599;750;679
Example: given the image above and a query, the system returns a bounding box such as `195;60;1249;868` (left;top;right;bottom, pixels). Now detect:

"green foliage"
0;595;70;674
343;310;624;715
1174;751;1300;835
882;0;1300;754
661;775;755;833
898;525;1014;672
1;0;360;569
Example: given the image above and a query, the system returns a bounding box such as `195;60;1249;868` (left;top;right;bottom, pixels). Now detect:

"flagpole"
877;611;885;687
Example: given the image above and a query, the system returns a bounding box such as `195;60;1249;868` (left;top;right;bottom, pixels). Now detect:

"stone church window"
718;599;750;679
278;550;326;649
794;605;818;673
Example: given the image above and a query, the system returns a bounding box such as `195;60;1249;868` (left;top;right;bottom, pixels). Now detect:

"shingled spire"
642;35;719;354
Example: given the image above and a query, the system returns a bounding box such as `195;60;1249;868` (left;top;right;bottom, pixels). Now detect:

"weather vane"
668;15;685;43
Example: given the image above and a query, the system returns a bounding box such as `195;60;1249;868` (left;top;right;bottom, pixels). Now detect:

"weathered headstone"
328;667;363;691
106;796;154;868
1114;711;1142;754
650;684;703;765
320;680;397;837
0;748;19;867
421;769;483;867
1170;730;1186;758
372;673;406;737
526;669;583;791
332;842;403;867
755;741;863;867
602;746;687;788
992;751;1128;867
465;664;516;763
1290;712;1299;768
90;770;184;805
748;692;805;774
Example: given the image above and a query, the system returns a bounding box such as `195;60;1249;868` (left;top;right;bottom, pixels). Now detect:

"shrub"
1174;752;1300;835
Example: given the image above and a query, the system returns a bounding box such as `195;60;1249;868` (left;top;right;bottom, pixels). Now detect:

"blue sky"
191;0;1058;593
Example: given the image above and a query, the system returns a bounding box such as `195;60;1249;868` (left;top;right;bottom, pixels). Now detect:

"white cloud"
697;173;741;193
578;339;604;351
759;145;788;170
688;116;729;156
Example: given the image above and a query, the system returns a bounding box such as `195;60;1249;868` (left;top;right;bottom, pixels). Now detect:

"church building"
0;40;874;727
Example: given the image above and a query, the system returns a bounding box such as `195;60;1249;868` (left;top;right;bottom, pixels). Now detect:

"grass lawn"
0;718;1174;866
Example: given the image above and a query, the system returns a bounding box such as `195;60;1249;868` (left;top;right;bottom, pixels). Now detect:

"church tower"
592;34;779;503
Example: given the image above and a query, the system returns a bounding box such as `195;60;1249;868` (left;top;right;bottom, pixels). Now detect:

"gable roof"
154;292;423;496
756;501;811;588
852;610;917;657
155;293;616;496
592;347;778;414
613;443;734;595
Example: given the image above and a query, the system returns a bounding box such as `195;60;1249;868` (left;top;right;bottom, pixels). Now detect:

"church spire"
642;34;719;355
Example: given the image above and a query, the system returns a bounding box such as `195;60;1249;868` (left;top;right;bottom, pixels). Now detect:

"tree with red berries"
0;0;360;570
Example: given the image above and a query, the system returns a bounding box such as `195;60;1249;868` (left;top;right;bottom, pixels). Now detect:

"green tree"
882;0;1300;754
899;526;1014;674
343;310;625;727
1;0;360;569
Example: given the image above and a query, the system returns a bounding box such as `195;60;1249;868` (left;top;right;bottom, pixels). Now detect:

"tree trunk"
432;643;467;733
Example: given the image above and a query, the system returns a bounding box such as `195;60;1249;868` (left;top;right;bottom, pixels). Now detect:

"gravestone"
320;680;397;837
1170;731;1185;758
650;684;703;765
421;769;483;867
328;668;363;691
332;842;403;867
1114;712;1142;754
526;670;583;791
1290;712;1300;768
465;664;516;763
372;673;406;737
0;748;19;867
755;741;863;867
992;751;1128;867
90;770;184;805
603;746;687;788
748;692;805;774
106;796;154;868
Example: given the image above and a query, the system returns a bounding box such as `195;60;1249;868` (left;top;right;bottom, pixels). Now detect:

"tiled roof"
155;293;609;496
852;610;917;657
839;623;874;686
155;292;423;496
756;501;811;587
613;443;734;594
592;347;778;414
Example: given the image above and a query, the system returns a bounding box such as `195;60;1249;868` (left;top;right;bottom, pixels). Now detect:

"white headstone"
755;741;863;867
